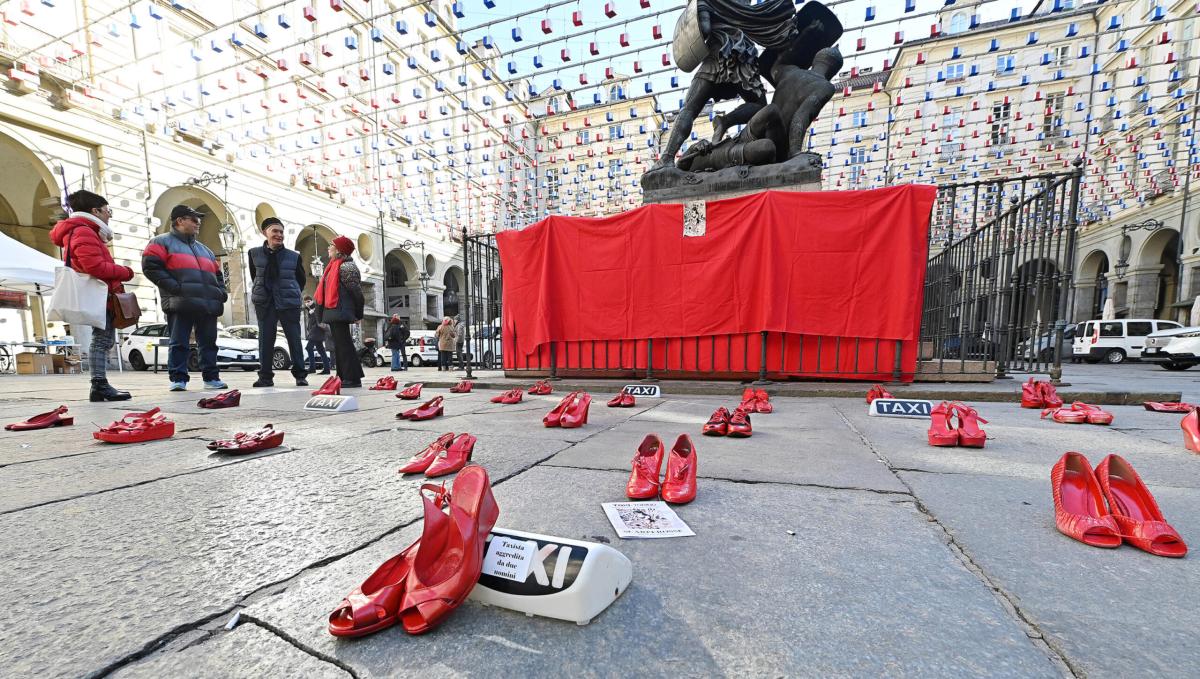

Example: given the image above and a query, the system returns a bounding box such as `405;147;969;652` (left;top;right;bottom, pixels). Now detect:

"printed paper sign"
481;536;536;582
868;398;933;419
602;501;695;539
622;384;662;398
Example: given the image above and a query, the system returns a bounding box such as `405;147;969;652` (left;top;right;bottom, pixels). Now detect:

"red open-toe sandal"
370;376;397;391
5;405;72;431
397;383;424;400
927;402;959;447
402;396;445;421
559;393;591;429
1051;453;1121;549
1070;402;1113;425
543;392;577;427
94;408;174;444
207;424;285;453
1020;378;1044;409
1095;454;1187;558
425;433;476;477
449;380;473;393
1041;406;1087;424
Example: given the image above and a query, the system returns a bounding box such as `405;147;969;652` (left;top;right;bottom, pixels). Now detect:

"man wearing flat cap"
247;217;308;387
142;204;228;391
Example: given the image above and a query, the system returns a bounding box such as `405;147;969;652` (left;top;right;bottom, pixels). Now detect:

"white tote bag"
46;241;108;329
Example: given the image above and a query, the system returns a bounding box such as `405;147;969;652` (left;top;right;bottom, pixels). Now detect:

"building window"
946;63;965;82
1052;45;1071;67
852;111;868;127
943;108;963;141
1043;93;1065;138
550;97;560;113
996;54;1015;74
991;102;1013;146
949;13;968;35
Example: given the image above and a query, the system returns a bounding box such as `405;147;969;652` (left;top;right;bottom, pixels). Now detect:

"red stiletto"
370;376;397;391
399;433;456;474
207;424;284;453
1020;377;1043;408
1096;454;1187;557
449;380;473;393
5;405;72;431
560;393;591;428
701;407;730;436
754;389;773;414
661;434;698;504
1145;401;1197;413
328;484;450;637
400;396;444;421
425;433;476;478
543;392;577;427
951;402;988;447
607;390;635;408
312;376;341;396
727;407;752;438
398;465;499;634
397;383;424;400
927;401;959;447
1051;453;1121;549
1070;402;1113;425
1183;409;1200;453
1041;406;1087;424
198;390;240;409
625;434;664;499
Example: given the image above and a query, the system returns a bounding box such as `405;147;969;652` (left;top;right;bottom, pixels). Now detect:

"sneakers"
169;381;187;392
204;380;228;389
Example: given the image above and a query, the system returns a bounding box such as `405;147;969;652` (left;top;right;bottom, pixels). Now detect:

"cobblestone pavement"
0;365;1196;678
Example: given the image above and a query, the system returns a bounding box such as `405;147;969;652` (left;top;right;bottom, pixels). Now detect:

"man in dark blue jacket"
142;205;228;391
247;217;307;387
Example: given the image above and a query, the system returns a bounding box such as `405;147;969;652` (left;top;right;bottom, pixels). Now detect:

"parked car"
1141;325;1200;370
1017;324;1077;362
376;330;439;367
941;334;995;361
225;324;291;370
1072;319;1183;364
121;324;259;371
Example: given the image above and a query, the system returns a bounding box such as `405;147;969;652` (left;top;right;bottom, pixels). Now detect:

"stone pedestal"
640;153;823;204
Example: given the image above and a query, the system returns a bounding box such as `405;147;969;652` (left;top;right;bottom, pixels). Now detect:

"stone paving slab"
110;624;351;679
900;470;1200;678
239;466;1057;678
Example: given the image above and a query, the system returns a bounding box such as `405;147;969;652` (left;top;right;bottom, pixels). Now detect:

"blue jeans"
307;340;330;373
166;313;219;383
390;348;407;370
90;312;115;384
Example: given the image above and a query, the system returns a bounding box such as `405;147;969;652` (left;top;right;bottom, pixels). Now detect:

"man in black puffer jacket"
142;205;229;392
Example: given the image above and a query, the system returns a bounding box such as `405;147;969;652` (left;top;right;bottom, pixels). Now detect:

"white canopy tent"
0;228;59;345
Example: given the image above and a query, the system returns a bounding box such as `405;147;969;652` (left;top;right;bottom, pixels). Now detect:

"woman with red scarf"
315;236;365;387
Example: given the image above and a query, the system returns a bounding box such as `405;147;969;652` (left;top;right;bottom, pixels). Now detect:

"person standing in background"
247;217;307;387
314;236;364;387
454;313;467;371
435;316;456;371
141;205;227;392
302;296;330;374
384;314;406;371
48;190;134;402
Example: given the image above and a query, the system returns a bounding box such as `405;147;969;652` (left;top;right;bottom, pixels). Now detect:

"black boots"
90;381;131;402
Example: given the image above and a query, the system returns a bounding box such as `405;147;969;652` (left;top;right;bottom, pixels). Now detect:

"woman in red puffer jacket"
48;190;135;402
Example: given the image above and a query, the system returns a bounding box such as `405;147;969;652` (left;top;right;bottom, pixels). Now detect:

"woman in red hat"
314;236;365;387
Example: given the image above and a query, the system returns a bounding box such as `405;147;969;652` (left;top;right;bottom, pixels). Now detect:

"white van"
1072;319;1183;363
374;329;440;367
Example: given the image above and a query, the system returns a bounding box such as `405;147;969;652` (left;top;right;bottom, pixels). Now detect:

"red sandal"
425;433;476;477
1070;402;1114;425
5;405;72;431
399;433;456;474
1041;406;1088;424
607;390;635;408
865;385;893;404
950;402;988;447
1095;454;1187;558
449;380;473;393
543;392;577;427
397;383;424;400
559;393;591;429
1051;453;1121;549
207;424;285;453
399;396;444;421
1145;401;1197;413
94;408;174;444
927;402;959;447
370;376;397;391
198;390;241;409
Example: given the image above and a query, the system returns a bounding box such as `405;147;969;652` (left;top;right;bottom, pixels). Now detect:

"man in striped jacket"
141;205;229;391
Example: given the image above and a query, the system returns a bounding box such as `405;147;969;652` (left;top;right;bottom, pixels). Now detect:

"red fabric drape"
496;185;936;366
315;257;344;309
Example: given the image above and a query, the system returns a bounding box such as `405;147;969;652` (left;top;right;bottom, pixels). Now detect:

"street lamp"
308;224;325;278
395;239;431;293
218;223;240;253
1113;219;1164;279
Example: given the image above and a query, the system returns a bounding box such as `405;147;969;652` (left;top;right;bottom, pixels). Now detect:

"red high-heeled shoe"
1182;408;1200;453
1095;454;1187;557
398;465;499;634
5;405;72;431
727;407;752;438
1145;401;1198;413
927;401;959;447
607;390;635;408
1038;381;1063;409
753;389;773;414
1070;402;1113;425
560;393;591;428
207;424;285;453
398;433;456;474
865;385;893;404
543;392;577;427
661;434;698;504
1050;453;1121;549
528;380;552;395
370;376;397;391
702;407;730;436
425;433;476;478
328;484;450;637
449;380;473;393
950;402;988;447
625;434;664;499
312;376;341;396
397;383;424;400
1041;406;1087;424
1020;378;1044;408
197;390;240;409
400;396;445;421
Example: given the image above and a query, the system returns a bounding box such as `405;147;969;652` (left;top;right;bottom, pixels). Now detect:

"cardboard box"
51;354;66;370
55;365;82;375
16;353;54;375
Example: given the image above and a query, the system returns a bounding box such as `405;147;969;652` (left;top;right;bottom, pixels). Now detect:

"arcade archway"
296;224;338;297
152;185;241;325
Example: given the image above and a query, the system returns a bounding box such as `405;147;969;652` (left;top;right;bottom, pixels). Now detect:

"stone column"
1071;281;1097;323
1125;265;1163;318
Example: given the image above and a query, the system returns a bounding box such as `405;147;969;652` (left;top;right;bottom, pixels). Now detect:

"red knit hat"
332;235;354;256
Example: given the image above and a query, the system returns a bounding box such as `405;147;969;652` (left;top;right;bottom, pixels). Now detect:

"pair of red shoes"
398;432;477;477
449;380;473;393
865;384;893;404
5;405;72;431
207;424;285;453
606;390;636;408
370;376;397;391
1020;378;1063;409
328;465;499;637
397;396;444;421
490;389;523;404
544;392;591;428
528;380;553;395
396;383;423;400
626;434;697;504
312;376;342;396
1042;402;1114;425
1052;452;1187;557
928;401;987;447
94;407;175;444
739;388;773;414
702;406;752;437
198;390;240;409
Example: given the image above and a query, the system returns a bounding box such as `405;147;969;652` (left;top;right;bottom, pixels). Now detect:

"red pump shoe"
528;380;553;395
399;396;444;421
865;385;893;404
5;405;72;431
1050;453;1121;549
397;383;424;400
607;390;635;408
1041;406;1087;424
312;376;341;396
753;389;773;414
449;380;473;393
950;402;988;447
701;407;730;436
399;433;456;474
1070;402;1113;425
328;484;450;638
370;376;397;391
625;434;665;499
927;402;959;447
543;392;577;427
398;465;499;634
197;390;240;409
207;424;284;453
1020;378;1044;408
1183;408;1200;453
425;433;477;478
727;407;752;438
661;435;698;504
1095;454;1187;558
560;393;592;428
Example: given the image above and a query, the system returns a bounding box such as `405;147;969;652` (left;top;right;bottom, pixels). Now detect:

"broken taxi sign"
868;398;933;419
